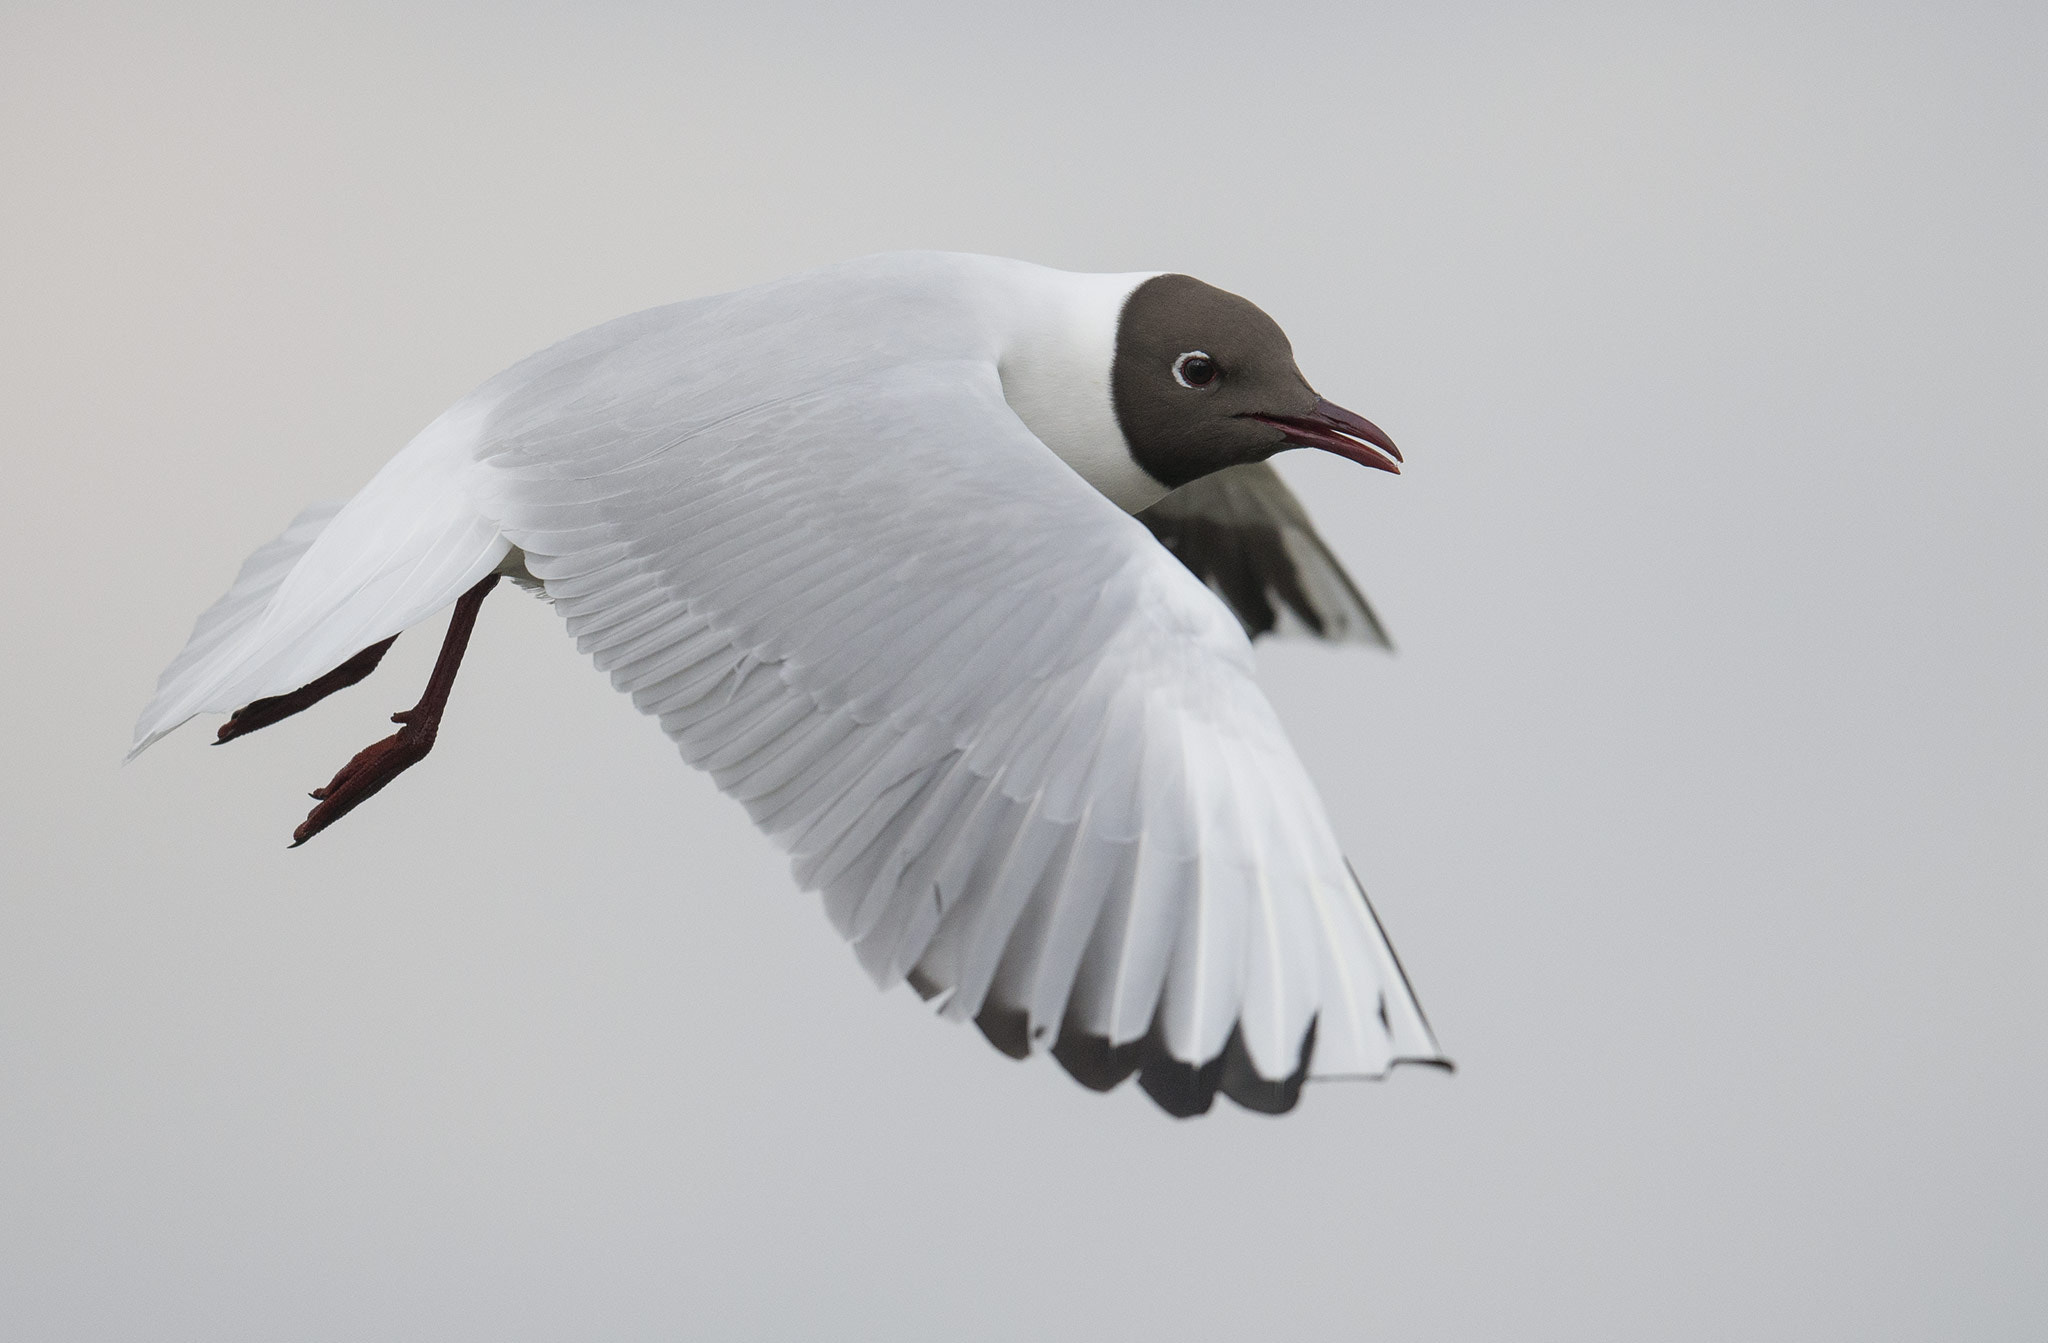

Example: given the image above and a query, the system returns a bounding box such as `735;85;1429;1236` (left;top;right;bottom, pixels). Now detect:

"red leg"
290;574;500;848
216;636;399;744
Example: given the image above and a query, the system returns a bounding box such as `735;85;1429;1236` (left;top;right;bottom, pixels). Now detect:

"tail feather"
131;405;509;757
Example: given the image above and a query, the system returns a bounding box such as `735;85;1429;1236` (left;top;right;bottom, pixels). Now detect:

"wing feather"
1136;461;1392;647
472;331;1444;1113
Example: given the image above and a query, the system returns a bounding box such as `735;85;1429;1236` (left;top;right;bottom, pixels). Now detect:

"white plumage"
134;251;1446;1115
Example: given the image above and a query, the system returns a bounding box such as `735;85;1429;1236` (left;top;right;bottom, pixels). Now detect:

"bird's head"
992;260;1398;512
1109;274;1400;491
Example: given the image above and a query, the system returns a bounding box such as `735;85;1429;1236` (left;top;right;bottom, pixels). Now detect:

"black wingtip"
1051;1026;1143;1092
1218;1019;1317;1115
1137;1045;1226;1118
1040;1017;1321;1118
974;1003;1032;1060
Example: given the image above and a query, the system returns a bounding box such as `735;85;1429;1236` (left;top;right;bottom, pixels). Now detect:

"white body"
133;252;1443;1092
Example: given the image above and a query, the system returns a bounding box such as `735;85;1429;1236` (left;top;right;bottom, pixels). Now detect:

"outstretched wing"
479;354;1443;1115
1136;461;1392;647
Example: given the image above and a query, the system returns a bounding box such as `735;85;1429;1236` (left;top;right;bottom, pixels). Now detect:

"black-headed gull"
134;252;1448;1116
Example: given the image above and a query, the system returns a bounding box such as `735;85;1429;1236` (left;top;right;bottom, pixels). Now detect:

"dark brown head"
1109;273;1400;491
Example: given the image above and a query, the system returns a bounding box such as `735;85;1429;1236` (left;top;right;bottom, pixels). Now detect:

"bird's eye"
1173;351;1219;389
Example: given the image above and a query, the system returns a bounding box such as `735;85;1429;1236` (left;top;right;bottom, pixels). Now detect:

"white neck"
992;266;1169;513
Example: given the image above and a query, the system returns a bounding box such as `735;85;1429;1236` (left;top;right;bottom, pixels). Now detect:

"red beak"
1247;398;1403;474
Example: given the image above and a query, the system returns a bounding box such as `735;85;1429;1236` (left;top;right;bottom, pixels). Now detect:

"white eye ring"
1172;350;1219;389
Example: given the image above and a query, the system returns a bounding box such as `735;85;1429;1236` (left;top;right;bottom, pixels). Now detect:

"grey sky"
3;3;2043;1339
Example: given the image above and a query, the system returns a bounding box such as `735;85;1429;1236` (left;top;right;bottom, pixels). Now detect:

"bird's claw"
290;727;433;847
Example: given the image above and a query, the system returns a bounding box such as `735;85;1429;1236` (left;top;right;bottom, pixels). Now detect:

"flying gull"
132;252;1449;1116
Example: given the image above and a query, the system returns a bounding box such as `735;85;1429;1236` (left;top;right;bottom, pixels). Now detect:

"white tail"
131;401;509;757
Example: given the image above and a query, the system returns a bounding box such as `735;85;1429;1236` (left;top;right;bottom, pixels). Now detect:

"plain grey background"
4;3;2042;1339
